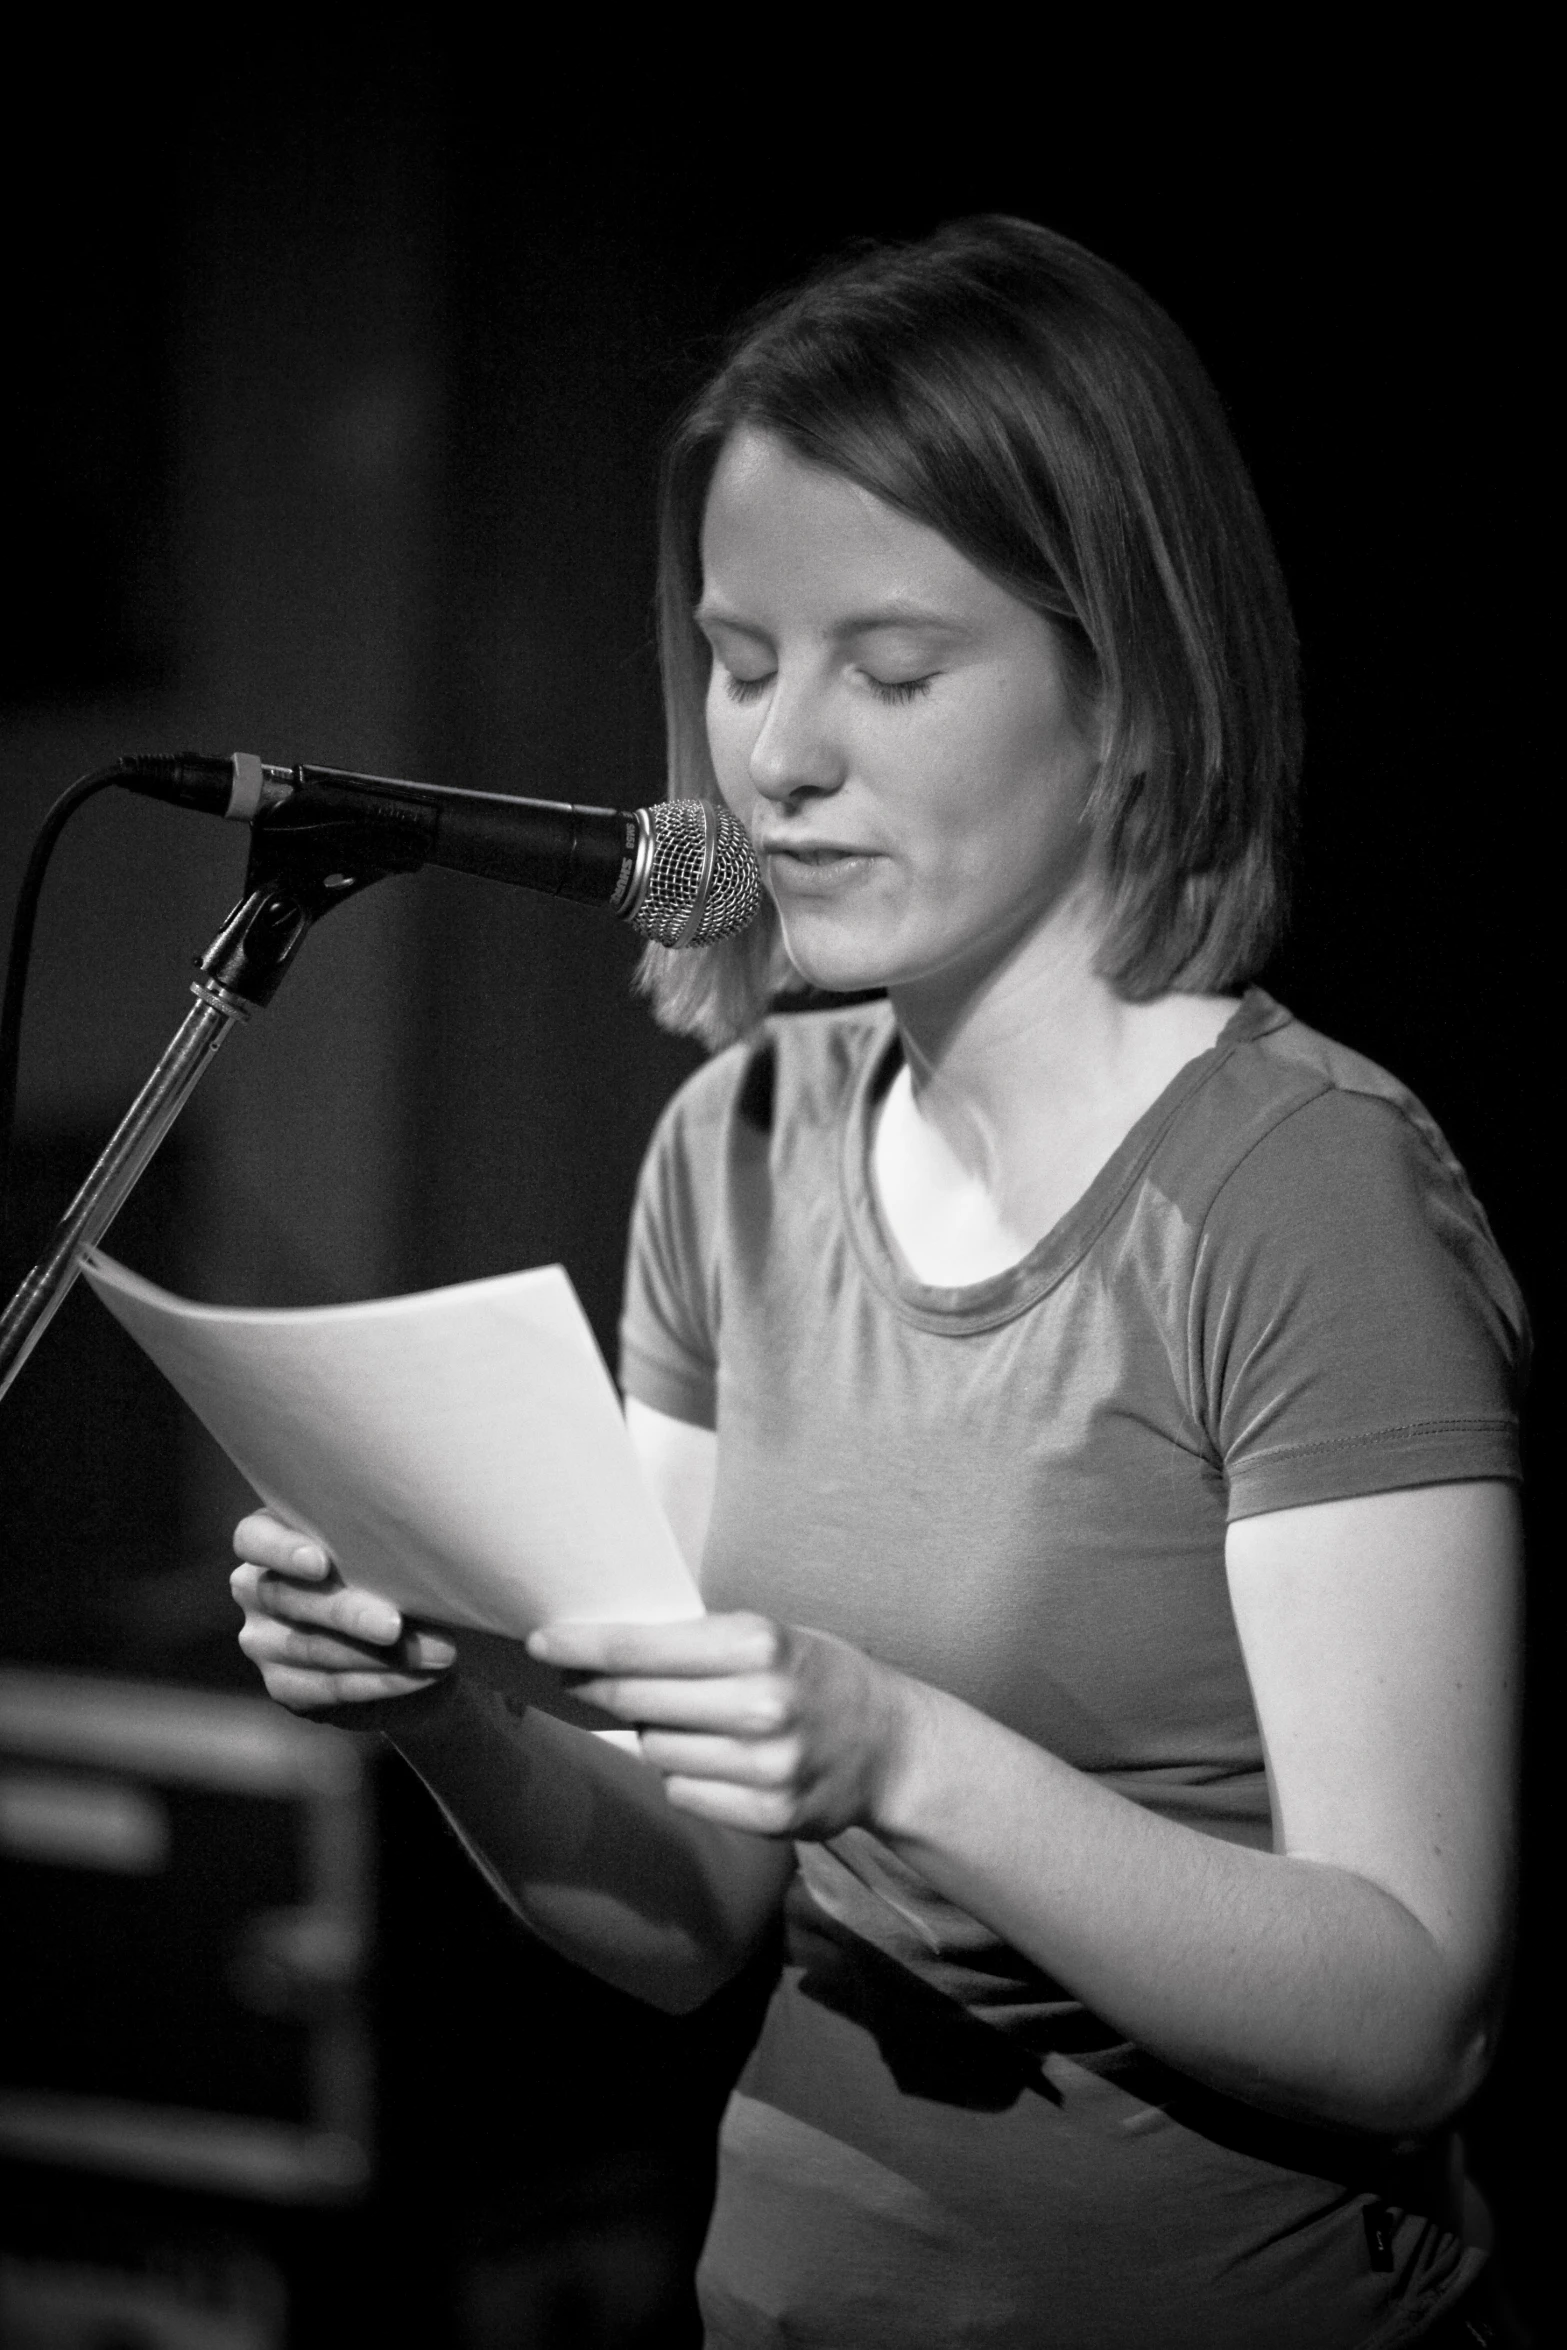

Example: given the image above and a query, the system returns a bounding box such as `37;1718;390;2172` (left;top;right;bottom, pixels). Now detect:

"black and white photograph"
0;39;1547;2350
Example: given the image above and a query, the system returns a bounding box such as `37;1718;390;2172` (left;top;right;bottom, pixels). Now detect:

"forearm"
879;1679;1498;2133
389;1677;791;2011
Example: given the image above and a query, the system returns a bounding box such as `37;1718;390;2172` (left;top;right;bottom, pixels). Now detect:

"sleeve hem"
619;1339;718;1433
1226;1423;1521;1522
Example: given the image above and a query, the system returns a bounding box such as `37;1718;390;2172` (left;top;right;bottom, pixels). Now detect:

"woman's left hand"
526;1613;919;1839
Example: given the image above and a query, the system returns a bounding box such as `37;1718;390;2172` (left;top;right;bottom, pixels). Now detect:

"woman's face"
698;428;1104;1004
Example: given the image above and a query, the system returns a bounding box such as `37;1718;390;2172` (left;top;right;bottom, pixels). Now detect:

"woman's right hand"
230;1509;458;1726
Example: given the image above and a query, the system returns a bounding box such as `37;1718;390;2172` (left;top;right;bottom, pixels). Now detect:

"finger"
637;1731;800;1790
231;1561;404;1647
240;1617;376;1673
661;1776;798;1838
261;1662;441;1713
259;1574;404;1645
528;1613;782;1678
402;1628;458;1672
240;1616;455;1675
570;1675;789;1736
233;1511;333;1580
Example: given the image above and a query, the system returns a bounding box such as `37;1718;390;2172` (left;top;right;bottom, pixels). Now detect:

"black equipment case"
0;1668;373;2204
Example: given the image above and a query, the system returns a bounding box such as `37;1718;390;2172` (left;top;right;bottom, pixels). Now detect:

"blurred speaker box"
0;1670;372;2204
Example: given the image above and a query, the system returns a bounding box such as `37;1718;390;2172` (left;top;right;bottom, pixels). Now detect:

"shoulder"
1154;999;1530;1508
1169;993;1528;1385
1164;993;1504;1250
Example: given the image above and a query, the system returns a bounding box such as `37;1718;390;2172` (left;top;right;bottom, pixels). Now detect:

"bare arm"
230;1403;791;2010
874;1484;1520;2129
541;1481;1522;2130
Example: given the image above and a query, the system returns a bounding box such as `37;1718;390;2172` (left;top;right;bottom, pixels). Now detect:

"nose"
746;673;845;805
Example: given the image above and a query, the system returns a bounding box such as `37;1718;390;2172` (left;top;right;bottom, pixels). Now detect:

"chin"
775;926;896;999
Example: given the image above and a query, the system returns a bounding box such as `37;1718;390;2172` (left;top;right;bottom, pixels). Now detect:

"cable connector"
118;753;260;820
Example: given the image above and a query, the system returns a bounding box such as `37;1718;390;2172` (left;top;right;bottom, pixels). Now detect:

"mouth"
760;842;881;901
761;850;883;878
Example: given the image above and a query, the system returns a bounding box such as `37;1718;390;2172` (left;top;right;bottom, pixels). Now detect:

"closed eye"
722;670;772;704
719;668;933;708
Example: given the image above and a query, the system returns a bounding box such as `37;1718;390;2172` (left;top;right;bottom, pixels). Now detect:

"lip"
756;838;880;862
761;841;881;898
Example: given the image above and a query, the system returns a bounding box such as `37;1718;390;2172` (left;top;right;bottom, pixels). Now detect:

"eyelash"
721;672;933;707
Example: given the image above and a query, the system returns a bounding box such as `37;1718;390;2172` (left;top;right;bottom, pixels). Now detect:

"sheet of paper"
81;1252;703;1656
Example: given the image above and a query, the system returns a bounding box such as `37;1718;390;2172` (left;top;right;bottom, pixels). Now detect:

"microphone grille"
629;800;764;948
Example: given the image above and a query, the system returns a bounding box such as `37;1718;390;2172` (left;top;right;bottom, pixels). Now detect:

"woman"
231;219;1528;2347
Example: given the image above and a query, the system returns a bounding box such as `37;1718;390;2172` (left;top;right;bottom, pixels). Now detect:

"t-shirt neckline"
839;985;1290;1334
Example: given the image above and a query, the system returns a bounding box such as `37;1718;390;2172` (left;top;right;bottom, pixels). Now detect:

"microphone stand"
0;818;389;1404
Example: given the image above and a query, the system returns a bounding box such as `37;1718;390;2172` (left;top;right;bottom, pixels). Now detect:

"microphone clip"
197;785;428;1011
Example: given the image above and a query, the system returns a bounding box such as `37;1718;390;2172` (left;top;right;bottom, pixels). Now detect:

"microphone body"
116;754;761;949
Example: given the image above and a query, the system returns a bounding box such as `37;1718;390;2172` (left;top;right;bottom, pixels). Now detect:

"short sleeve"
1191;1090;1529;1521
618;1071;728;1430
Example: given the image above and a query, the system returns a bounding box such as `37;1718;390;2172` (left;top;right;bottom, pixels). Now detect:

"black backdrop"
1;36;1549;2345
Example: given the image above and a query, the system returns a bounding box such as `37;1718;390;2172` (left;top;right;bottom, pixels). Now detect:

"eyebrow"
694;600;971;642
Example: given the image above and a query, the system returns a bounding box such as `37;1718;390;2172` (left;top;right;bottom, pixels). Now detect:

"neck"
887;878;1130;1179
874;891;1240;1277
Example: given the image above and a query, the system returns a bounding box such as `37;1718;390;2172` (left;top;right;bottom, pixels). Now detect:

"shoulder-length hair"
638;215;1301;1048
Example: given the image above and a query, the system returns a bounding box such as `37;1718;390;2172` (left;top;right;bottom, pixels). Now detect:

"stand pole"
0;983;249;1400
0;793;392;1408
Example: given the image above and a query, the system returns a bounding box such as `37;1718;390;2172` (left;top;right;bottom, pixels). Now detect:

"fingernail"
419;1636;457;1669
357;1602;402;1643
291;1542;327;1574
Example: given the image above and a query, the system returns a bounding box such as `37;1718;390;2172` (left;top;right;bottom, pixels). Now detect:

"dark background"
0;36;1549;2346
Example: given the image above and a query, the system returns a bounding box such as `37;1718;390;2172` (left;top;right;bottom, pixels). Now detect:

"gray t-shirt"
619;989;1526;2350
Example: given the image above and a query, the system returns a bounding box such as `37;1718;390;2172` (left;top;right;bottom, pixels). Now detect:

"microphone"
116;753;763;949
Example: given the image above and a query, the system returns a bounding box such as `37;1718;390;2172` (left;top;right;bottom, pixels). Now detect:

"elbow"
1338;2006;1503;2137
1395;1961;1510;2132
1331;1910;1513;2135
1403;2019;1501;2132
